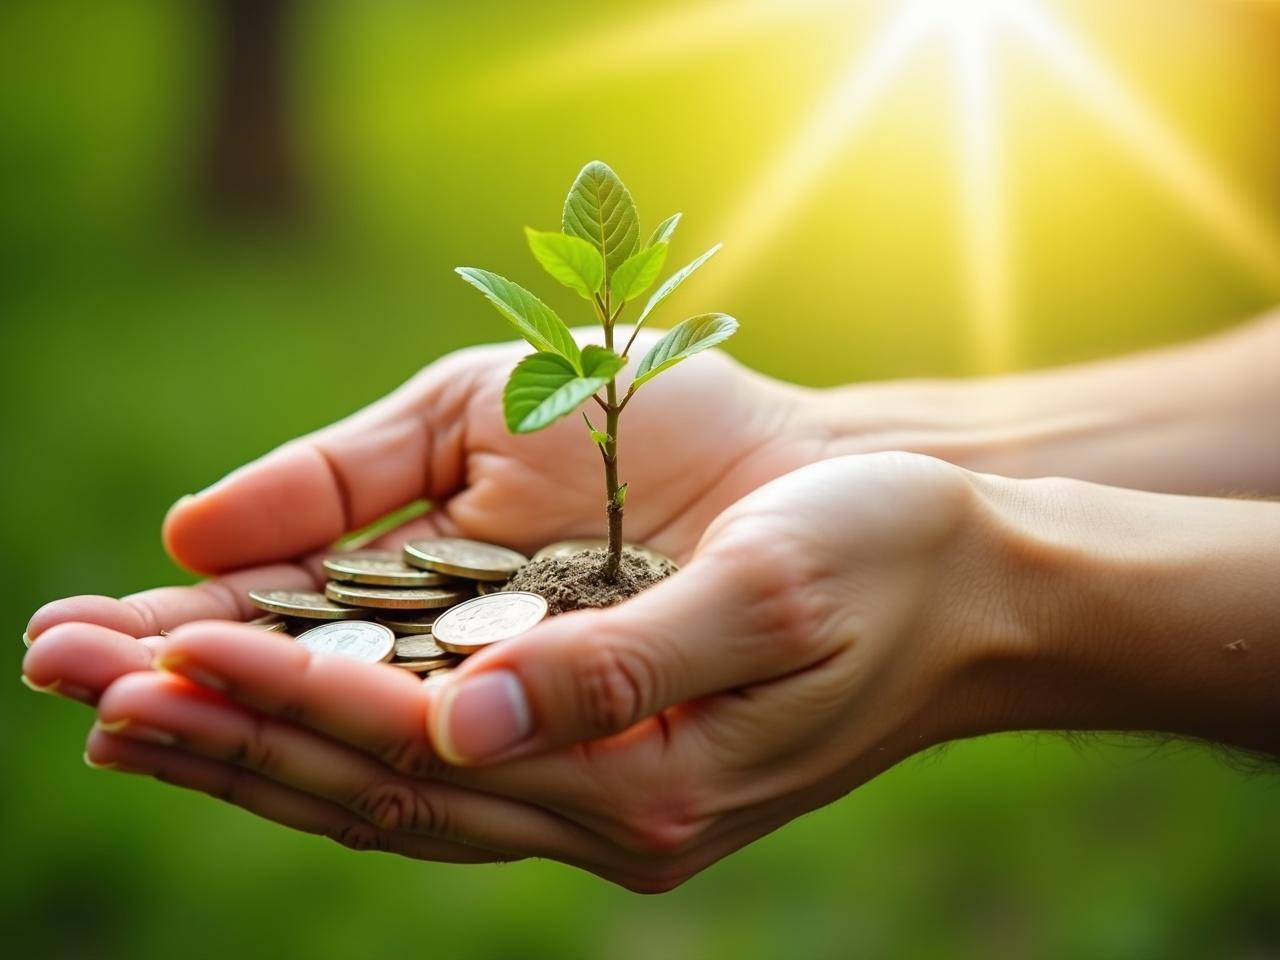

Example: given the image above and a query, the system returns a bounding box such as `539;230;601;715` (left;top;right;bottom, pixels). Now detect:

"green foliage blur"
3;1;1279;957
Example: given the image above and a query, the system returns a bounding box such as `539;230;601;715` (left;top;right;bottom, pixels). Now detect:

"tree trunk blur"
203;0;298;219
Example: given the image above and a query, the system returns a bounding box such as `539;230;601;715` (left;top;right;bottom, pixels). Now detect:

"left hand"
26;452;1020;891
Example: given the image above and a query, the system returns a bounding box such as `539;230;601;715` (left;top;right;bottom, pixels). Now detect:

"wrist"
957;473;1280;754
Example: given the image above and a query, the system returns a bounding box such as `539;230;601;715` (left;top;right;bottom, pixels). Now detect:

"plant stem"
602;299;624;583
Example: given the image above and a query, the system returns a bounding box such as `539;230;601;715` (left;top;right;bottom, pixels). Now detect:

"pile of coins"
248;538;544;677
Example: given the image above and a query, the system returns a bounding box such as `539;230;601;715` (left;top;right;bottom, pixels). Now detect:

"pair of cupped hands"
24;334;1003;892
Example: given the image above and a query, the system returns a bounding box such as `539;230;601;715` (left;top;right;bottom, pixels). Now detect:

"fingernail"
168;493;196;512
20;674;94;704
22;631;33;648
94;719;177;746
155;653;227;691
83;751;119;770
434;670;532;764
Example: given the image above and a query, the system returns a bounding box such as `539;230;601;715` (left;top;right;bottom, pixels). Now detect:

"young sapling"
456;161;737;601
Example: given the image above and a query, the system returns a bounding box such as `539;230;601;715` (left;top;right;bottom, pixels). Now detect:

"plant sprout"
456;161;738;583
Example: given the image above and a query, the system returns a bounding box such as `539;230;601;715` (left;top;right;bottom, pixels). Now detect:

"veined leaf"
609;242;668;303
580;343;625;379
456;268;581;368
503;348;624;433
646;213;681;247
524;228;603;299
562;161;639;279
632;313;738;389
635;243;722;326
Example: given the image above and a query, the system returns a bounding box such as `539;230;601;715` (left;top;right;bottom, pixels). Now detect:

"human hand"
31;452;1022;890
25;330;824;648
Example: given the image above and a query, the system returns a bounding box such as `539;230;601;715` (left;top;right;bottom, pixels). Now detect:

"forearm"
967;474;1280;757
811;310;1280;495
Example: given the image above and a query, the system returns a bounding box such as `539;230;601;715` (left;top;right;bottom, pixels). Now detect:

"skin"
22;313;1280;891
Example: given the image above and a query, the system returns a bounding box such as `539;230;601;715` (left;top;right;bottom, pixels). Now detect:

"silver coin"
394;634;450;660
323;550;452;587
325;581;471;610
294;621;395;663
403;538;528;581
249;589;361;620
431;591;548;655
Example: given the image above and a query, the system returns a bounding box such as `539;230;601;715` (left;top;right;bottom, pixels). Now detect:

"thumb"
426;548;831;765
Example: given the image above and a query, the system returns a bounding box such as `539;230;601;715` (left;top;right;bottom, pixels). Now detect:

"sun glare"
492;0;1280;371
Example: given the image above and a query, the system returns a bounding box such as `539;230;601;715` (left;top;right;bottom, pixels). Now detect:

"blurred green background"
4;0;1280;956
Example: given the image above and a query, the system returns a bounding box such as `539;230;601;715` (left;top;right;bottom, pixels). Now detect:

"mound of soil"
503;547;675;614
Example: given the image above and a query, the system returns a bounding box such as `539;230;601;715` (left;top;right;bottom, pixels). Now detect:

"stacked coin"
248;539;538;675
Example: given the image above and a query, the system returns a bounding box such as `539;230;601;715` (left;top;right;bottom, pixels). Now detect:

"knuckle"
351;781;448;836
730;528;833;661
227;718;281;776
379;738;450;781
328;821;389;853
617;804;707;858
575;641;659;736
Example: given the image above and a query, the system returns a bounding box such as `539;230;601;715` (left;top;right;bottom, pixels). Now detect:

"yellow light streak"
947;1;1015;371
700;1;938;304
474;0;846;103
1004;1;1280;291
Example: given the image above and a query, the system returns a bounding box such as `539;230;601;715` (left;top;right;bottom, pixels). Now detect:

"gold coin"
249;589;361;620
393;657;460;674
394;634;450;659
248;615;288;633
323;550;453;587
403;538;528;581
431;591;548;655
424;666;456;679
294;621;395;663
325;581;470;611
533;539;678;570
376;611;441;635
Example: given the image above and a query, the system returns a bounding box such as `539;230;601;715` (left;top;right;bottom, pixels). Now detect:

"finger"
22;622;155;705
154;622;579;799
428;549;840;765
84;727;506;864
96;670;607;865
163;359;477;574
26;562;320;642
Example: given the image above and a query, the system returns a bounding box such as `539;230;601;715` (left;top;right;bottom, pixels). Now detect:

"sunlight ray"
700;1;937;304
1004;1;1280;291
474;0;847;103
949;4;1015;371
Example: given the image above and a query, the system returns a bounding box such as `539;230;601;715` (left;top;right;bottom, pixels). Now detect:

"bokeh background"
4;0;1280;956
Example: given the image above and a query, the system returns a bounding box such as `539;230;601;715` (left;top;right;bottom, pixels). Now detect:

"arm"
810;309;1280;496
963;471;1280;758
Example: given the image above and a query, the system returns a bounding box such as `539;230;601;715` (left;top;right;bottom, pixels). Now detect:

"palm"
433;336;812;562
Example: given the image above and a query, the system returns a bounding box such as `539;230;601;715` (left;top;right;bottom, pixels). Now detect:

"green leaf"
635;243;722;326
456;268;581;368
580;343;625;380
609;242;668;303
613;482;628;507
632;313;738;390
561;161;640;279
503;348;624;433
646;213;681;247
524;228;604;299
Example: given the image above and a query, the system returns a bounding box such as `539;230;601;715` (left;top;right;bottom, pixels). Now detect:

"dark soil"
503;547;676;614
